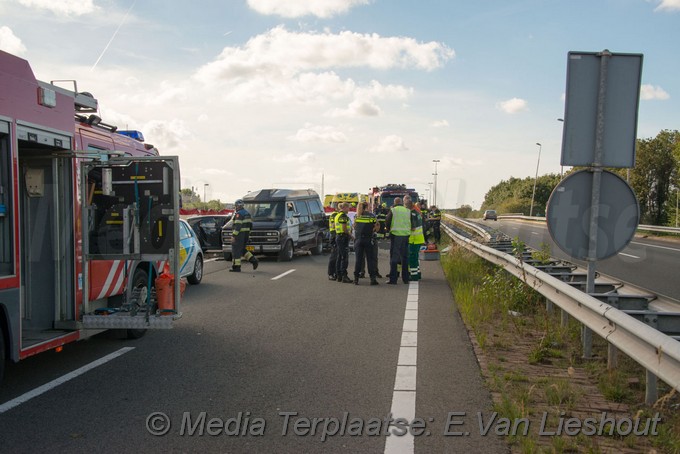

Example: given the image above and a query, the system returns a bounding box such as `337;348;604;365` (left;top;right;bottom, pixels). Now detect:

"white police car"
179;219;204;284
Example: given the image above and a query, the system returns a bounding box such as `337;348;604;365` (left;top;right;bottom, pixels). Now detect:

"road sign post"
554;49;643;358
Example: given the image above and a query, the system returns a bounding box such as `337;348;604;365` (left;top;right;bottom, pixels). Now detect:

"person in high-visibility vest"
327;206;341;280
230;199;259;272
353;202;380;285
407;198;425;281
384;197;411;284
334;202;353;283
429;205;442;242
419;200;432;242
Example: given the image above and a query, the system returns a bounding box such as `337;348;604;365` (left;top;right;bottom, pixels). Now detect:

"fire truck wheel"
126;268;149;339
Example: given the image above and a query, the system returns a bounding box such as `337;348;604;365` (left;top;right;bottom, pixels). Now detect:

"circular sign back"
546;169;639;261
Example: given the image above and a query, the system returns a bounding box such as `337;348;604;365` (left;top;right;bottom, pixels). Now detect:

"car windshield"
244;202;286;221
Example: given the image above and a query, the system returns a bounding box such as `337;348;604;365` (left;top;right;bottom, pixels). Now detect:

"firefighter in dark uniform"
376;202;389;238
429;205;442;242
327;206;341;280
334;202;353;283
353;202;380;285
420;200;431;242
230;199;259;272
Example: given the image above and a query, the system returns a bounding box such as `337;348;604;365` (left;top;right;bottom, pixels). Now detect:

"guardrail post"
546;299;554;314
561;309;569;327
646;370;658;405
582;325;593;359
607;343;618;369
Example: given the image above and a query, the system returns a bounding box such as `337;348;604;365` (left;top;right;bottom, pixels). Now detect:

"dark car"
483;209;498;221
187;214;232;252
222;189;327;261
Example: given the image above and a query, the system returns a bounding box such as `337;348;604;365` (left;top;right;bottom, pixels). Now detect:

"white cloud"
431;120;449;128
142;119;193;151
273;152;316;163
203;168;232;175
640;84;670;100
247;0;371;18
369;135;408;153
328;98;382;117
654;0;680;12
194;26;454;85
18;0;97;16
288;124;348;143
496;97;528;114
0;26;26;55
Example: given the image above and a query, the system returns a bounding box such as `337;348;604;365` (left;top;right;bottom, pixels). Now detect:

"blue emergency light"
117;130;145;142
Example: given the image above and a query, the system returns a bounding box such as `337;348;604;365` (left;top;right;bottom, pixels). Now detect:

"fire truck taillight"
38;86;57;107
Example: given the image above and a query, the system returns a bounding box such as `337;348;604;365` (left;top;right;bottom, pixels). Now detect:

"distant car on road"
187;214;232;252
179;219;204;285
483;209;498;221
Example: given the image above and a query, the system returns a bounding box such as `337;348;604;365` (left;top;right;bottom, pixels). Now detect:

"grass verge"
441;242;680;453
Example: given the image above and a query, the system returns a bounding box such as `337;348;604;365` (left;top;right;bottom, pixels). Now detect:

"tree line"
469;129;680;226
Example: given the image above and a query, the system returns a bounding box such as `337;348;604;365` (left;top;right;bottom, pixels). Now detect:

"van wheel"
126;268;149;339
223;252;232;262
278;240;294;262
0;324;6;384
311;234;323;255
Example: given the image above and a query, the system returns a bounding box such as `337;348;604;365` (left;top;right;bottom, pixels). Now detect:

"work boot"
376;272;383;278
249;256;259;270
354;277;359;285
370;278;379;286
341;275;353;284
328;274;337;281
229;265;241;272
337;275;343;282
359;272;366;278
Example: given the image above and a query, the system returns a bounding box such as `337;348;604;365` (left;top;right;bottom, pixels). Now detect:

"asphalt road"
482;218;680;301
0;246;507;454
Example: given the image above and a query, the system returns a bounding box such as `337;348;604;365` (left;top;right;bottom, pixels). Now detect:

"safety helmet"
381;203;387;208
234;199;244;207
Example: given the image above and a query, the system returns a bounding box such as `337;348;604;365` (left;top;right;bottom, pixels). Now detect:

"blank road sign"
561;51;643;168
547;170;639;261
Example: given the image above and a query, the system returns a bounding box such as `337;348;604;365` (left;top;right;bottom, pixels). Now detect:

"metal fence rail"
495;214;680;235
442;214;680;403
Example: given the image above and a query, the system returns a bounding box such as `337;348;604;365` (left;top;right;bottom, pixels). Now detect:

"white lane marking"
630;241;680;253
531;232;540;235
618;252;640;259
0;347;135;415
205;257;220;263
385;281;419;454
271;269;296;280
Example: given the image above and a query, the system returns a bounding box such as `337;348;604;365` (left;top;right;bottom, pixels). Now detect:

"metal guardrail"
442;214;680;402
496;214;680;235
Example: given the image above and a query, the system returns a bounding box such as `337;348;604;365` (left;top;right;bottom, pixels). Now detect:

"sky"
1;0;679;209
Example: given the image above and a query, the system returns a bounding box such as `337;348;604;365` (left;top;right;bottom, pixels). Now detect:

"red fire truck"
0;50;182;382
368;184;420;211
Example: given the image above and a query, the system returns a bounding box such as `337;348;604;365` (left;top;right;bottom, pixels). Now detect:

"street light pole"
203;183;209;203
428;182;433;204
432;160;440;206
529;143;542;217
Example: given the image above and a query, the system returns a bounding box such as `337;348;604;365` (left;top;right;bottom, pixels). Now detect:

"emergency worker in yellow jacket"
407;199;425;281
384;197;411;285
327;206;341;280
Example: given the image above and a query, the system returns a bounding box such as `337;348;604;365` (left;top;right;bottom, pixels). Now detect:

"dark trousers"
388;235;410;283
335;234;350;277
432;221;441;242
232;233;250;266
359;238;380;275
327;235;338;276
354;237;377;278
